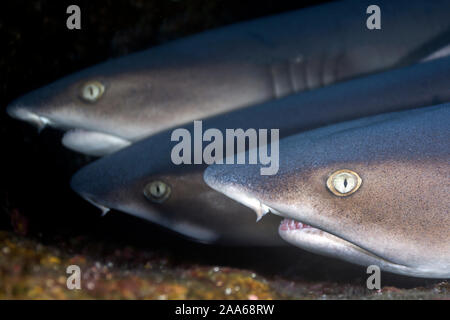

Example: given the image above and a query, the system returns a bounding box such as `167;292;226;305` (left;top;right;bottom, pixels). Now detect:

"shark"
7;0;450;156
204;105;450;278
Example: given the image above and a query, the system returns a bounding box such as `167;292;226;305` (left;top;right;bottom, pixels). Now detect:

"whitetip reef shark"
7;0;450;156
204;105;450;278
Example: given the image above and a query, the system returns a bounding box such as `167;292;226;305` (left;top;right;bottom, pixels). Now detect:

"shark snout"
70;159;135;215
7;102;51;131
204;164;273;221
80;193;111;216
70;165;106;200
71;168;112;216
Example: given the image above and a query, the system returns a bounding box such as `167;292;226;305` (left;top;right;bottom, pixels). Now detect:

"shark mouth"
280;218;314;231
7;104;131;157
7;104;131;156
276;215;414;275
278;215;384;259
7;105;53;131
82;195;111;216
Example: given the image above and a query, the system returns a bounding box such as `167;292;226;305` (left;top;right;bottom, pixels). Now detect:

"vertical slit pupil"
344;178;348;188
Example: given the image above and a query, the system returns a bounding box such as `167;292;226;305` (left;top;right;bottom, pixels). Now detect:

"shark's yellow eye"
80;81;104;102
143;181;171;203
327;169;362;197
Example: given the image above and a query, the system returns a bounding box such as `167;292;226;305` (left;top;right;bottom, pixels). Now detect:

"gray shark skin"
204;105;450;278
7;0;450;156
71;57;450;246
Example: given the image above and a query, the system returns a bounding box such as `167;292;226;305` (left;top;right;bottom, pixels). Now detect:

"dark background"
0;0;433;286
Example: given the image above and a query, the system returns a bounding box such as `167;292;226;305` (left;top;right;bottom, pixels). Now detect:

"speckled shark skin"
70;58;450;247
204;105;450;278
7;0;450;156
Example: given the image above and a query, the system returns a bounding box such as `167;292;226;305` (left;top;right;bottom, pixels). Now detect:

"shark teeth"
280;218;313;231
6;105;52;131
83;196;110;216
255;202;270;222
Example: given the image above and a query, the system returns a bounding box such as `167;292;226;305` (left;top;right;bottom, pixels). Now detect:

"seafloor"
0;231;448;299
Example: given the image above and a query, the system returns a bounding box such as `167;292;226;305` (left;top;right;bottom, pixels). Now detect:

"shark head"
5;56;158;156
204;106;450;278
6;46;264;157
69;129;284;246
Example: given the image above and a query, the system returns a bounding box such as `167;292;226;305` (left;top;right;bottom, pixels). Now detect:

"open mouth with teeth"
280;218;314;231
275;215;416;276
278;215;388;260
7;105;131;156
6;105;53;131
